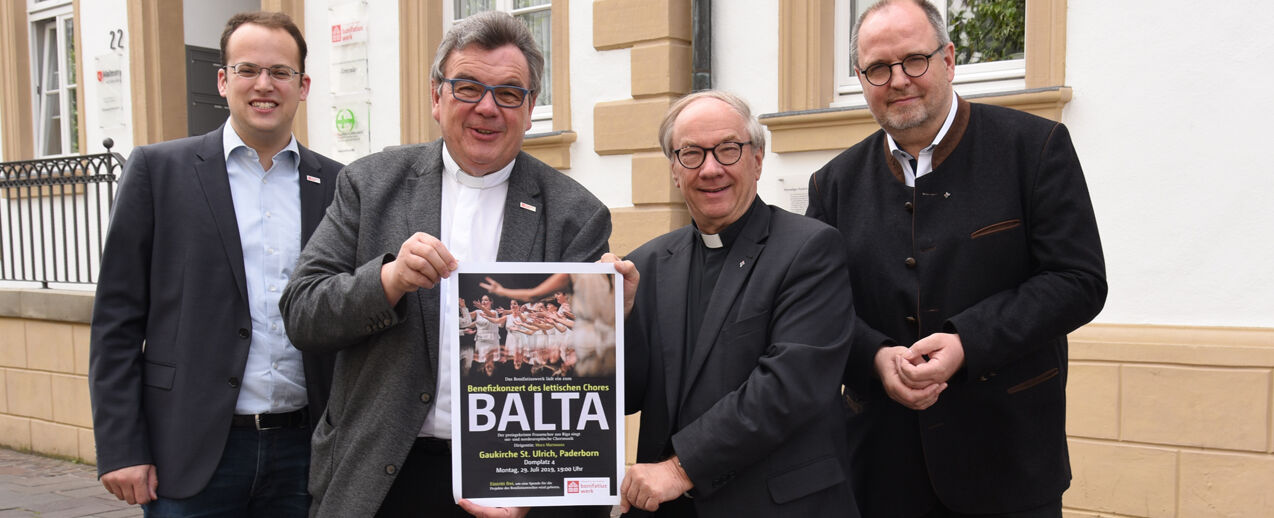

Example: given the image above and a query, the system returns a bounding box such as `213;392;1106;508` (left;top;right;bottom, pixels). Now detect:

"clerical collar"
441;142;514;189
695;197;762;250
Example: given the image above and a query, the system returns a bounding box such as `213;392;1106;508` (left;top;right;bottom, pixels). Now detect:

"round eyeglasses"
857;45;945;87
223;62;303;82
673;142;752;169
441;78;531;109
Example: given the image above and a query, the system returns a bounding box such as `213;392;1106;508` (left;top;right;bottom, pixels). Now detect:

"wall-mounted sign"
95;52;125;129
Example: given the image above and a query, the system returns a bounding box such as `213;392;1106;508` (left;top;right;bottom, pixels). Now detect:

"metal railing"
0;139;125;288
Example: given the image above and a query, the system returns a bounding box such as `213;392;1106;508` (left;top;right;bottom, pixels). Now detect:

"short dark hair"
220;11;308;73
430;10;545;96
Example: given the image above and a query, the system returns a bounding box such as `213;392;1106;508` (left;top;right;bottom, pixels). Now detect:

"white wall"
79;0;133;155
183;0;258;48
304;1;400;159
560;0;633;209
710;0;838;212
708;0;1274;328
1064;0;1274;327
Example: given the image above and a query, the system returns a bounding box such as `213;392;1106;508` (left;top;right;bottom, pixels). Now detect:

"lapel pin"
306;175;321;184
520;202;537;212
738;259;746;268
944;192;951;198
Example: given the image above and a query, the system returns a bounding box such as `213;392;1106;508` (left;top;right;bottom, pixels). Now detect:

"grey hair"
849;0;951;71
430;10;545;96
658;90;767;159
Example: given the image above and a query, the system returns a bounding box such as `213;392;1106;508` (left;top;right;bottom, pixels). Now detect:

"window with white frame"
833;0;1026;108
445;0;554;134
29;0;78;156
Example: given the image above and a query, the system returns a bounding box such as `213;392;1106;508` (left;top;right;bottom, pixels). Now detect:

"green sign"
335;108;357;134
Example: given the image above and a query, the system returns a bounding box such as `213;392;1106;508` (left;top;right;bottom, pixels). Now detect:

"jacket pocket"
1007;367;1059;395
722;312;769;344
309;407;339;500
970;219;1022;239
143;361;176;390
766;455;846;504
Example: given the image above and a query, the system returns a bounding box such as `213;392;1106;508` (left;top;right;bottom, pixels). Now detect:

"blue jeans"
144;426;310;518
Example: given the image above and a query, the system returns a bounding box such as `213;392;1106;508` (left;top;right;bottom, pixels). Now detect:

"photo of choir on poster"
446;262;624;507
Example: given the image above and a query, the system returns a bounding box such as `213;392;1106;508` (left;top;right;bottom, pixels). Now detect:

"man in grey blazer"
280;11;610;518
90;11;340;516
613;91;857;517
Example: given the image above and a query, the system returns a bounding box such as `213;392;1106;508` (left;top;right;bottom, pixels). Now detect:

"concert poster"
445;262;624;507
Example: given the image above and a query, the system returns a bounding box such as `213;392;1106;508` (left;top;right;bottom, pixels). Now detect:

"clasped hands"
875;332;965;410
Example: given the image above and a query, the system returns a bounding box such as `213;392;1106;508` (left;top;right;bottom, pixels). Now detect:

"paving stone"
0;447;130;518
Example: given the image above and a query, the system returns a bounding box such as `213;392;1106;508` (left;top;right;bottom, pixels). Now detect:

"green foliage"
947;0;1026;65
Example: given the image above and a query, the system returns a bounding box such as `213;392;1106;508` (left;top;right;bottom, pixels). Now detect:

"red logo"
331;25;341;43
566;481;579;494
97;70;103;82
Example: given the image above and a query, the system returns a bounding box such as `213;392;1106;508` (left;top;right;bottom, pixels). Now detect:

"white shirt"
222;122;308;415
887;90;959;187
421;143;514;438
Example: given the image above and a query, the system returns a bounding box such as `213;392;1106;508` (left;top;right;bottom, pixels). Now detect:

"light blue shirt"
222;123;307;415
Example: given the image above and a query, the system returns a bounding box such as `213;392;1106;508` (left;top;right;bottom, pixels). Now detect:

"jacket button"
904;201;914;213
238;328;250;339
905;316;917;325
228;377;240;388
385;464;397;475
420;392;432;404
904;257;917;268
383;319;392;326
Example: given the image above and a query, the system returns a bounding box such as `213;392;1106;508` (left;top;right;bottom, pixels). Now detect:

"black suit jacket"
624;201;858;518
807;100;1107;516
89;126;342;498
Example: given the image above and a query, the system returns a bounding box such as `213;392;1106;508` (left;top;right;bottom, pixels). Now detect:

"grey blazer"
280;139;611;517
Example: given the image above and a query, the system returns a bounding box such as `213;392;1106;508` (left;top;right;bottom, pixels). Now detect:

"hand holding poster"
446;262;624;508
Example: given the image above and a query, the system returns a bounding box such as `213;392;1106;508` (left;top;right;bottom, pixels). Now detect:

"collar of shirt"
887;91;959;187
222;120;300;174
694;196;761;250
441;142;515;190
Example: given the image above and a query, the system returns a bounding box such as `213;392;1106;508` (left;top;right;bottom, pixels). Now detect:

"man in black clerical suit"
607;90;858;518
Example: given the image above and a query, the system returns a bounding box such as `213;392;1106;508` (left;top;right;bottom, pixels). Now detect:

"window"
29;1;78;156
445;0;554;134
833;0;1026;107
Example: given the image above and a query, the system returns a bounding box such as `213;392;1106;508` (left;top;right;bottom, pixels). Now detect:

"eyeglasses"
857;45;945;87
673;141;752;169
223;62;303;82
441;78;531;108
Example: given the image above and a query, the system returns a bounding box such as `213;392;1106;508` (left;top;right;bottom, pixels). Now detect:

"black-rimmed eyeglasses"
223;62;303;82
673;142;752;169
441;78;531;108
857;45;945;87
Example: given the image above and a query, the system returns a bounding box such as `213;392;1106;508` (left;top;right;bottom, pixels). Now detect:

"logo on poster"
563;478;610;496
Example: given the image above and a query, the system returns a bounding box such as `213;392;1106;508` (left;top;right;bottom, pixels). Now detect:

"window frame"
765;0;1069;154
28;0;78;157
832;0;1026;108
